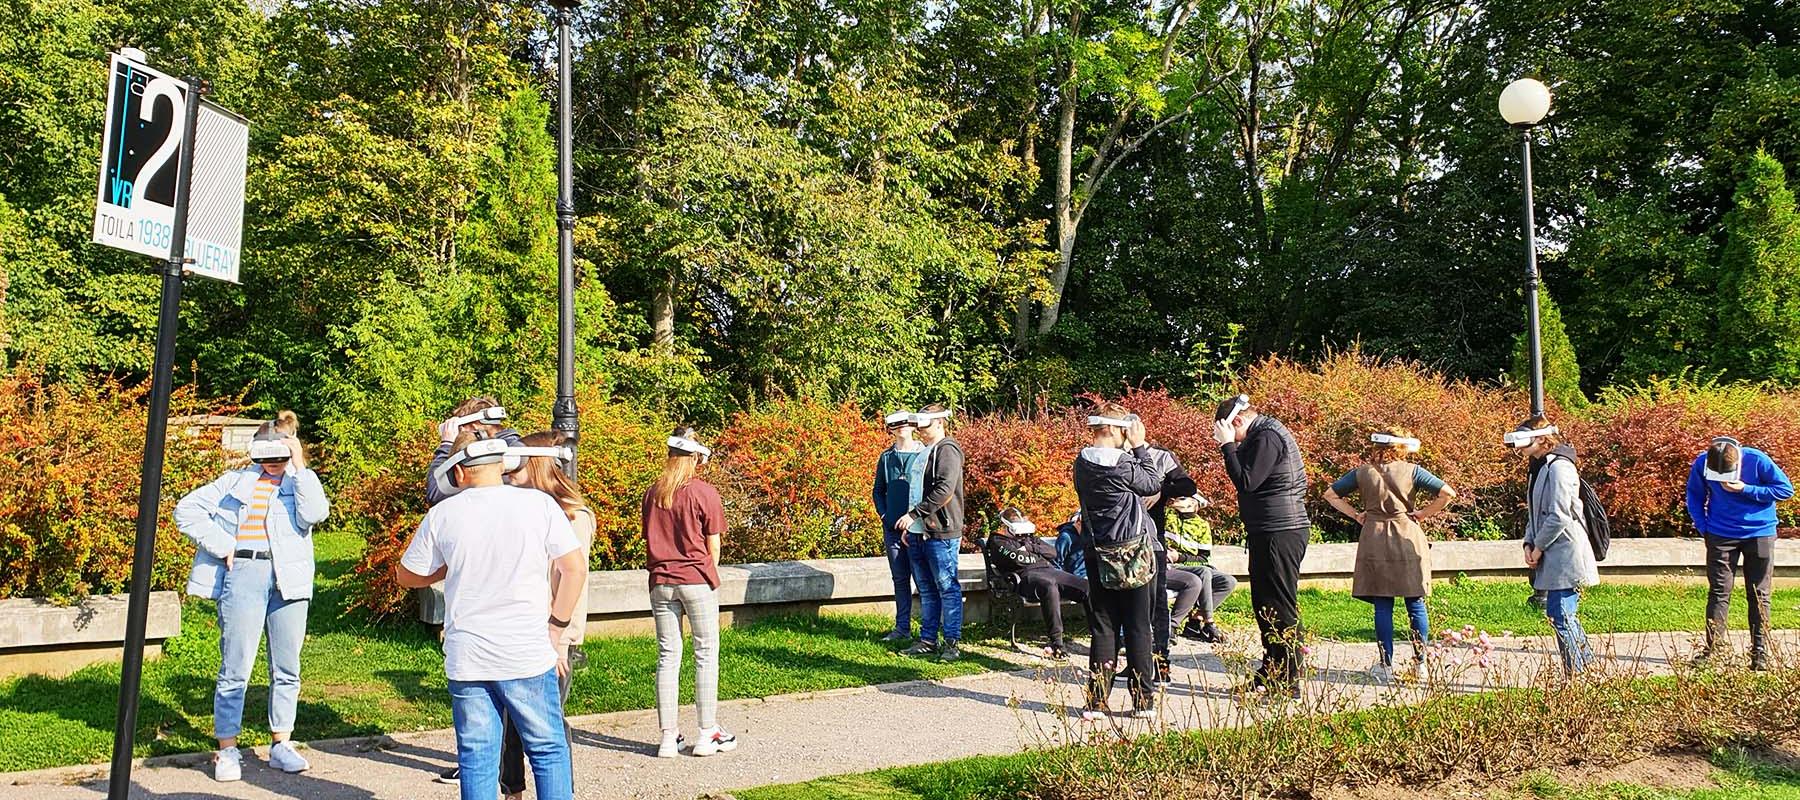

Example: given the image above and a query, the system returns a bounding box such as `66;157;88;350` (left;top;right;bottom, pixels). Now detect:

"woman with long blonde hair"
641;427;736;758
494;431;594;800
1322;426;1457;682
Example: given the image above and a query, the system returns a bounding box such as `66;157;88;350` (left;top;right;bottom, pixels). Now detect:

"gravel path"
0;628;1752;800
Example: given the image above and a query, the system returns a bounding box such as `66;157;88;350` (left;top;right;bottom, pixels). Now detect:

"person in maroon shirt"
642;427;737;758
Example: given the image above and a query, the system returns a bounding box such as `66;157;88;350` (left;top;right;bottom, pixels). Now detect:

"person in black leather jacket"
986;508;1088;659
1212;395;1310;697
1073;403;1165;720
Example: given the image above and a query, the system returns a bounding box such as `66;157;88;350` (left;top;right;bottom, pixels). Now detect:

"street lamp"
1500;77;1552;418
550;0;580;476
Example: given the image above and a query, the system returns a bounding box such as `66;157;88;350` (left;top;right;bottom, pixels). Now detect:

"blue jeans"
883;530;913;635
448;669;572;800
1371;597;1429;666
907;535;962;643
214;558;308;739
1544;588;1592;675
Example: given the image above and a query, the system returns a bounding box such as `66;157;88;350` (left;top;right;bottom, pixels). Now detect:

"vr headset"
910;409;952;426
1221;394;1249;426
668;434;712;463
883;411;913;428
431;438;574;496
248;439;291;464
998;507;1037;535
1502;425;1559;449
1371;432;1421;449
1705;436;1743;483
447;406;508;429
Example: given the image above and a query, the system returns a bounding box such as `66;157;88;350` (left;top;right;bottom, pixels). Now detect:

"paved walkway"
0;628;1758;800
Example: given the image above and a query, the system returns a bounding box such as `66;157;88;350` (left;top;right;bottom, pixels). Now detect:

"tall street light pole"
550;0;580;476
1500;77;1553;419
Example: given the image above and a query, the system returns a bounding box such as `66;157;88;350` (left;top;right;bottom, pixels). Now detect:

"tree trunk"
1037;61;1081;338
651;270;675;353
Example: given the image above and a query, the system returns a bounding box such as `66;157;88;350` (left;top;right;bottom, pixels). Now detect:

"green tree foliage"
1715;149;1800;382
1510;292;1587;410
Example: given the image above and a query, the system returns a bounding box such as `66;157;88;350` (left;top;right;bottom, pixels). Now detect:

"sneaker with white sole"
656;732;685;759
1079;707;1108;722
691;728;738;756
435;766;460;784
1367;663;1394;684
269;740;310;773
213;747;243;782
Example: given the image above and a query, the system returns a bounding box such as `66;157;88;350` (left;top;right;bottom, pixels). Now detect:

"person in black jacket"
986;508;1088;659
1211;395;1310;697
1073;402;1165;720
896;404;967;662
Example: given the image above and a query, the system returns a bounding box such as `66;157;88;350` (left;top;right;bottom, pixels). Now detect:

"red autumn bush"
1573;379;1800;538
0;370;231;601
713;398;889;563
959;407;1086;534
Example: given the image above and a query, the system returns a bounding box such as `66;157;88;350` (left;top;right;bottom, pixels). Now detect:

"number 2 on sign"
134;77;183;207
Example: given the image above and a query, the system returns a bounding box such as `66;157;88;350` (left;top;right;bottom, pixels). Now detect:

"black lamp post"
550;0;580;476
1500;77;1552;418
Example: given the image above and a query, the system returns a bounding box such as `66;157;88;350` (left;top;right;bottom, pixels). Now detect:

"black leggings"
1085;553;1156;710
1018;569;1088;645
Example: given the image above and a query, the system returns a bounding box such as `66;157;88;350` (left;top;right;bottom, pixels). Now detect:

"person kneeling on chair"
986;507;1089;660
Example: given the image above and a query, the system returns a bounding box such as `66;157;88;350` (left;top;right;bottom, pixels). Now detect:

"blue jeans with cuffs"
213;557;308;740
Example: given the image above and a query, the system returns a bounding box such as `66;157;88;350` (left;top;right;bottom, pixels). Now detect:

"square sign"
92;53;248;283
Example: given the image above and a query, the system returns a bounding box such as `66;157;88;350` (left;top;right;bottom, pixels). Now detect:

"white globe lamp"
1499;78;1552;127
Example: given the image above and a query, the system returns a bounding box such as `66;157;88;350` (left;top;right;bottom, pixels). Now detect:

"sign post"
92;50;246;800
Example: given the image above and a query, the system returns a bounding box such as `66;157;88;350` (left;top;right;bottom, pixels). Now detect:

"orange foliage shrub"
959;407;1086;534
0;370;230;601
713;398;889;562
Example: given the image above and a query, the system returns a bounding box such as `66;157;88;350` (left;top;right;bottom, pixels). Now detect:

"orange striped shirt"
236;475;281;547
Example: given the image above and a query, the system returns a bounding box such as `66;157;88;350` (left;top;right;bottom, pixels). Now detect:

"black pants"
1705;534;1774;652
1247;527;1308;683
1162;567;1204;644
1152;549;1173;663
501;645;577;795
1018;569;1089;646
1085;554;1156;710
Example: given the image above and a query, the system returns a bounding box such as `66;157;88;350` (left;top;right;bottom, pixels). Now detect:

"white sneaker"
690;728;737;756
213;747;243;782
1079;708;1107;722
1367;663;1394;684
269;740;310;773
656;732;685;759
1409;659;1429;682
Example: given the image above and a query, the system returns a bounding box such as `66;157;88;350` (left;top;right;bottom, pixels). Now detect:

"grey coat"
1525;454;1599;591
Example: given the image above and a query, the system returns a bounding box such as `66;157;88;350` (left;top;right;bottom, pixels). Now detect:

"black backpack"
1548;455;1612;561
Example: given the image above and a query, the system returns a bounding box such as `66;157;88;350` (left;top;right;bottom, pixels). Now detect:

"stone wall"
0;591;183;679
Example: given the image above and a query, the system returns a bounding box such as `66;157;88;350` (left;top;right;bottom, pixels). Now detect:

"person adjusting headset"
425;396;525;506
1685;435;1793;670
174;414;329;783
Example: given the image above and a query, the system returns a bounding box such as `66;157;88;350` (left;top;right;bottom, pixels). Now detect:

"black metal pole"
107;74;202;800
1519;127;1545;418
551;2;579;477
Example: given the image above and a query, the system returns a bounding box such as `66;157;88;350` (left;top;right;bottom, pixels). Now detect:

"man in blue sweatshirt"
1685;436;1793;670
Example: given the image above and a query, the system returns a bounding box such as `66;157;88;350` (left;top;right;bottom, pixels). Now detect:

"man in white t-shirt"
397;433;588;800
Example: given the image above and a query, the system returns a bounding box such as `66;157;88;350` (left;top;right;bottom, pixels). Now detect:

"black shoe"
1156;663;1172;685
1751;650;1769;672
902;640;938;656
1690;649;1716;669
435;767;460;785
1199;622;1226;644
1179;619;1208;641
939;640;961;662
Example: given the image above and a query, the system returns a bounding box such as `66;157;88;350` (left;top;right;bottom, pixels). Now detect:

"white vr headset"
910;409;952;426
1371;433;1421;449
1502;425;1559;448
1705;436;1743;483
447;406;508;428
432;439;573;495
1086;415;1133;428
248;439;291;463
1221;394;1249;426
884;411;913;427
668;435;712;463
999;508;1037;536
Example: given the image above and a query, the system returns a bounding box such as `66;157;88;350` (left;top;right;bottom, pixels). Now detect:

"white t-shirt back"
401;485;580;681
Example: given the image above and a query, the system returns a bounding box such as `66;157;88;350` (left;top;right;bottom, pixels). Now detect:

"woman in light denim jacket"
174;418;330;782
1510;416;1598;676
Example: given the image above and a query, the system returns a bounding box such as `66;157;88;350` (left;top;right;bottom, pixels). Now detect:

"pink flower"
1300;645;1313;656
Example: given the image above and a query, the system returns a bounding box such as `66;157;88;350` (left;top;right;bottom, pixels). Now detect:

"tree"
1715;149;1800;382
1511;292;1587;409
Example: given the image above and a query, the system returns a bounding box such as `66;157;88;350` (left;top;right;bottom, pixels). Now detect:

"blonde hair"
1369;426;1418;465
652;426;703;510
518;431;588;521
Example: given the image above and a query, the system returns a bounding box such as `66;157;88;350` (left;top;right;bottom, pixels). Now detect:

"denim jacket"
174;467;331;601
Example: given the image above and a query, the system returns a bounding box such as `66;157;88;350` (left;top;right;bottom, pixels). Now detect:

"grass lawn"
2;532;1795;773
